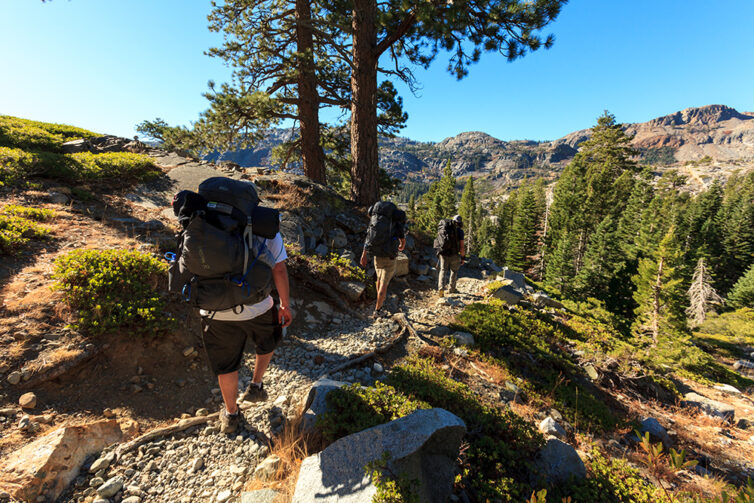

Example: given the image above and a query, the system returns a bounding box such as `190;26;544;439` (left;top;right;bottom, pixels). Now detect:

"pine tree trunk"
350;0;379;205
296;0;326;184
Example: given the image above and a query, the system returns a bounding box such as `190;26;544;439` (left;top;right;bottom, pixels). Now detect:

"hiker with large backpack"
169;177;293;434
360;200;407;318
435;215;465;294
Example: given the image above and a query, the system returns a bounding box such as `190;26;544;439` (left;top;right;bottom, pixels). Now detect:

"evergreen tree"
545;231;576;295
408;193;416;222
685;257;724;326
727;263;754;309
506;183;539;272
632;229;686;347
459;177;478;254
546;111;639;286
437;160;458;218
717;173;754;292
573;216;621;300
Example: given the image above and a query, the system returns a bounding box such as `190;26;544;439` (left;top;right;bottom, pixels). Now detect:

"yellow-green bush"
1;146;159;186
53;249;174;336
0;115;97;151
0;204;55;255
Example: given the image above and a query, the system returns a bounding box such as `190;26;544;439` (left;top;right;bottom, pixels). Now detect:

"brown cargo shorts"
374;256;397;285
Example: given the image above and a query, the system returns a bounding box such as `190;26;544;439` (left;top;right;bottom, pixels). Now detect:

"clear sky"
2;0;753;143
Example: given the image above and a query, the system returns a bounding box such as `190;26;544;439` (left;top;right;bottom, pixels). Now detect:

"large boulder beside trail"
300;378;350;435
279;214;306;253
395;252;410;277
490;284;524;305
292;408;466;503
682;392;735;421
532;437;586;486
0;420;122;502
500;267;527;290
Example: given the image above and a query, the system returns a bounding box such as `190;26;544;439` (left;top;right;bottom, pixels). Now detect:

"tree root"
295;269;365;320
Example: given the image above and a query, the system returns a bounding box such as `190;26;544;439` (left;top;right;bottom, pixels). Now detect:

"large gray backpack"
168;177;280;311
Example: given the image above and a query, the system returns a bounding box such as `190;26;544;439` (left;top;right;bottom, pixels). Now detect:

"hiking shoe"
240;382;268;403
447;287;458;294
219;409;240;434
371;308;387;319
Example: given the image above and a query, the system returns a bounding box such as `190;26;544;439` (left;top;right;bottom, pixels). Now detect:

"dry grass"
244;415;310;502
264;180;313;209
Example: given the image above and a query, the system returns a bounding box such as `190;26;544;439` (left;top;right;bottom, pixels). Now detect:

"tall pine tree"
459;177;478;255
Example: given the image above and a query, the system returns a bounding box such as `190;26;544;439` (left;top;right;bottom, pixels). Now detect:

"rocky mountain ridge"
210;104;754;190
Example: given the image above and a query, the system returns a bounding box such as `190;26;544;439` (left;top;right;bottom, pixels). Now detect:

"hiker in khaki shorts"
360;201;407;318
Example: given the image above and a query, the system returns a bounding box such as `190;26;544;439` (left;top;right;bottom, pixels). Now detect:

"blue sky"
2;0;753;143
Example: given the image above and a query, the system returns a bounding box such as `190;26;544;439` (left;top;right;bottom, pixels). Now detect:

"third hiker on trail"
360;200;407;319
435;215;465;295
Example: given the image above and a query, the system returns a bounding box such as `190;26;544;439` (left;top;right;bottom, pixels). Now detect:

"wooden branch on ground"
318;313;415;378
22;345;104;389
115;413;219;458
296;269;365;320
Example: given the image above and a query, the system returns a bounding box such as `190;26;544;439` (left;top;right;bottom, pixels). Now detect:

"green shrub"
53;249;174;336
0;204;56;221
318;382;429;444
0;209;52;255
0;147;159;186
385;357;543;502
563;448;669;503
0;115;97;152
456;301;619;431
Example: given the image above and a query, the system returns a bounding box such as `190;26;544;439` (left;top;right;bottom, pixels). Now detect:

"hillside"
209;104;754;191
1;116;754;503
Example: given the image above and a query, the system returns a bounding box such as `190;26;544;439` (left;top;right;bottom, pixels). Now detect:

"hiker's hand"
360;251;368;268
278;306;293;328
398;238;406;252
461;256;465;265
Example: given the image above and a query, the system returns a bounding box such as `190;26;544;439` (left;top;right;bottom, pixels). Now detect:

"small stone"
583;364;599;381
273;395;288;407
191;458;204;472
19;392;37;409
539;417;567;440
451;332;475;346
7;371;21;385
183;346;196;357
373;362;384;374
254;455;281;481
217;489;232;502
18;415;30;430
196;408;209;417
103;408;115;418
90;452;116;472
90;477;105;488
97;476;124;498
122;497;141;503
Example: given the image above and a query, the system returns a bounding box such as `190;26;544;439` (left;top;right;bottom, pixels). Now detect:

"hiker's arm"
360;247;368;267
272;261;293;328
398;238;406;252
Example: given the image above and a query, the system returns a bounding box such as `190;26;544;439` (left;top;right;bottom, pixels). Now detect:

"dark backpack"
434;219;459;256
167;177;280;311
364;201;406;258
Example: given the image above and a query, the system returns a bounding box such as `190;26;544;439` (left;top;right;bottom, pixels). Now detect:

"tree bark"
350;0;379;205
296;0;326;184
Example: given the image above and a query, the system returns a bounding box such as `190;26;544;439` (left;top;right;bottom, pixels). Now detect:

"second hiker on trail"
169;177;293;434
435;215;465;295
360;200;407;319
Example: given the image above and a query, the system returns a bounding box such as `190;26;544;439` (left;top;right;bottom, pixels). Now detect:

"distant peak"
650;104;751;127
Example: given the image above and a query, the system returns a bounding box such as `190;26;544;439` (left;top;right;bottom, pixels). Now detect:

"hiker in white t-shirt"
199;233;293;434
